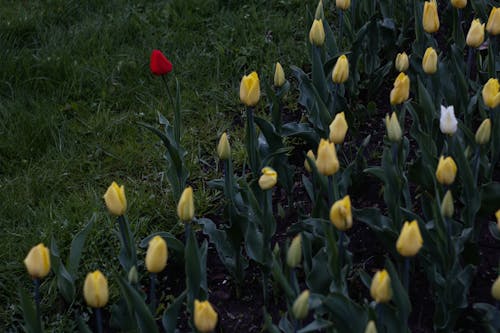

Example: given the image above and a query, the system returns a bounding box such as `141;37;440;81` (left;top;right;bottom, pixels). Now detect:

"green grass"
0;0;310;329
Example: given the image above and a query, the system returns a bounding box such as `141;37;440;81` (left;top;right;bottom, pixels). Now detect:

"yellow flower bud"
385;113;402;142
422;47;438;74
496;209;500;231
436;156;458;186
24;243;51;279
145;236;168;273
390;72;410;105
475;118;492;145
309;19;326;46
316;138;339;176
466;19;485;48
332;55;349;84
292;290;310;320
287;234;302;268
486;7;500;35
217;132;231;160
492;276;500;300
365;320;378;333
329;195;353;231
177;186;194;222
258;167;278;190
370;269;392;303
128;266;138;284
441;190;454;219
336;0;351;10
103;181;127;216
83;270;109;308
194;300;218;333
423;0;440;33
329;112;348;144
482;78;500;109
304;150;316;173
395;52;409;72
274;62;286;87
315;0;324;20
451;0;467;9
239;71;260;107
396;220;423;257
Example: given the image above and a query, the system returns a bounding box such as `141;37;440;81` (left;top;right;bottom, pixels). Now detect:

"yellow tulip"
475;119;492;145
329;195;352;231
390;72;410;105
396;220;423;257
451;0;467;9
309;19;325;46
486;7;500;35
370;269;392;303
217;132;231;160
395;52;409;72
24;243;51;279
436;156;457;186
258;167;278;190
336;0;351;10
423;0;440;33
145;236;168;273
177;186;194;222
332;55;349;84
492;276;500;300
329;112;348;144
292;290;310;320
482;78;500;109
316;138;339;176
287;234;302;268
239;71;260;107
83;270;109;308
466;19;485;48
365;321;378;333
385;113;402;142
496;209;500;231
274;62;285;87
422;47;438;74
103;181;127;216
194;300;218;333
304;150;316;173
441;190;454;219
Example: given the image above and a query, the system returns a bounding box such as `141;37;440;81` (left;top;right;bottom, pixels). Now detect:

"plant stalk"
403;257;410;292
150;273;157;314
246;107;258;176
161;76;180;144
338;231;345;269
466;47;475;80
95;307;103;333
34;279;41;325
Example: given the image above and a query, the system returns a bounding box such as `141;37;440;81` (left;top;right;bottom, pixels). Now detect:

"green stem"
95;308;103;333
403;258;410;292
118;215;136;271
466;47;475;81
34;279;40;326
246;107;258;176
184;222;191;245
338;231;345;269
149;273;157;314
339;10;344;45
473;146;480;185
161;76;180;144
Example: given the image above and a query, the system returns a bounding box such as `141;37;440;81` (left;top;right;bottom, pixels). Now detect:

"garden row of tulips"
21;0;500;332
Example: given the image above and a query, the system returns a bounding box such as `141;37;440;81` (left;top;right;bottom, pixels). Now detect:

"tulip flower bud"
436;156;458;186
273;243;280;257
274;62;286;88
128;266;139;284
239;72;260;107
336;0;351;10
441;190;454;219
330;195;353;231
439;105;458;135
287;234;302;268
329;112;348;144
24;243;51;279
146;236;168;273
292;290;310;320
315;0;324;19
370;269;392;303
466;19;485;48
451;0;467;9
482;78;500;109
475;118;492;145
103;181;127;216
390;72;410;105
332;55;349;84
177;186;194;222
365;321;378;333
309;19;326;46
396;220;423;257
486;7;500;35
258;167;278;190
496;209;500;231
422;47;438;74
492;276;500;300
304;150;316;173
316;139;339;176
149;50;173;76
422;0;440;33
395;52;409;72
385;113;402;142
217;132;231;160
83;270;109;308
194;300;218;333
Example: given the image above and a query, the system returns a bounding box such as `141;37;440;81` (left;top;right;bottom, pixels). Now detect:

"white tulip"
439;105;458;135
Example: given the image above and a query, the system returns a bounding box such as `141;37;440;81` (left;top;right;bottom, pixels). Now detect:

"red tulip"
150;50;173;76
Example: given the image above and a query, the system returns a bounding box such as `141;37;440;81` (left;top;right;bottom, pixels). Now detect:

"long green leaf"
67;214;96;275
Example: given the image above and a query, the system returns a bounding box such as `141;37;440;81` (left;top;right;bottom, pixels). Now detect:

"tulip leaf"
162;289;187;333
19;287;42;333
322;292;368;333
270;255;295;301
281;122;320;145
67;214;96;275
384;258;411;323
50;237;76;303
185;225;203;305
297;318;333;333
76;315;92;333
306;248;331;294
139;232;184;256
